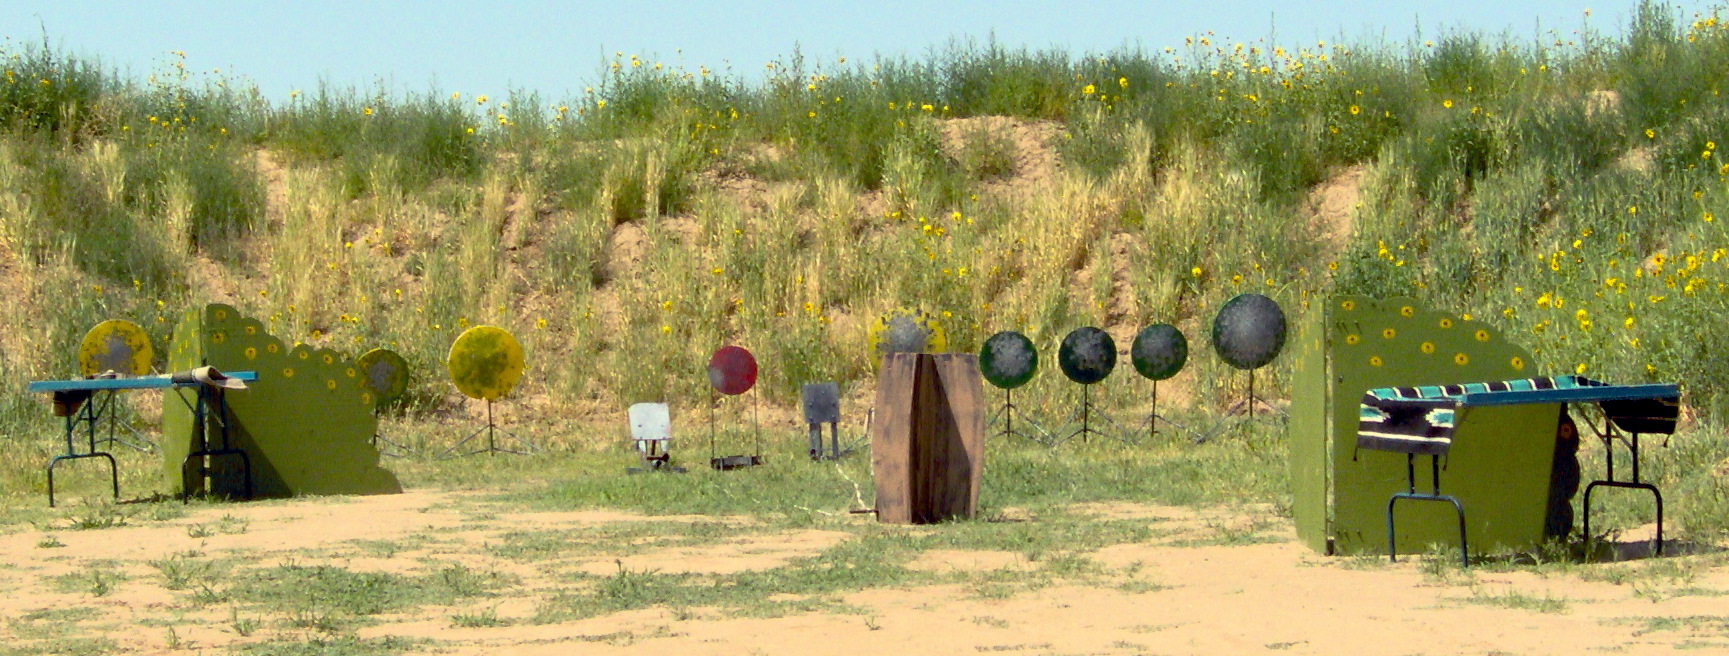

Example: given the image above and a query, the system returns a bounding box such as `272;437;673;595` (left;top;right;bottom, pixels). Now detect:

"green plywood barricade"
1288;302;1331;554
161;304;402;497
1291;295;1559;555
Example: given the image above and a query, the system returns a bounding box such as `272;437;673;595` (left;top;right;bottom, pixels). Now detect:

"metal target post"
440;327;535;460
707;345;763;470
1210;294;1288;439
360;349;412;457
1130;323;1198;443
980;331;1052;445
1056;327;1124;445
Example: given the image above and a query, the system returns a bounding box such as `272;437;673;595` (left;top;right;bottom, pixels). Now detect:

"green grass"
1465;587;1571;613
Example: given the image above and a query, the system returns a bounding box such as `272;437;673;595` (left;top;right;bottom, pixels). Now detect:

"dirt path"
1;491;1723;655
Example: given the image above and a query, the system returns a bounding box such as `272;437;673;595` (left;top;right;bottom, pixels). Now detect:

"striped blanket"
1356;376;1680;455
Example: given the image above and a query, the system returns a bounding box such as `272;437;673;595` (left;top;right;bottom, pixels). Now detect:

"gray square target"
801;382;840;424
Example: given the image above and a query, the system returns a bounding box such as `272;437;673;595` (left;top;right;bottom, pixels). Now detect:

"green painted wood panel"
1289;299;1331;554
161;304;401;497
1291;295;1562;556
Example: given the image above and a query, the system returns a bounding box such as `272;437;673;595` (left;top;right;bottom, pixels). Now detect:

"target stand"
1130;379;1217;444
440;399;536;459
77;320;160;454
804;382;865;460
359;349;413;458
439;326;537;459
1055;327;1125;445
708;345;764;470
1128;323;1195;444
628;402;687;473
979;331;1054;444
988;387;1055;444
372;410;413;458
1058;384;1131;445
1211;294;1288;439
708;392;763;470
88;391;159;454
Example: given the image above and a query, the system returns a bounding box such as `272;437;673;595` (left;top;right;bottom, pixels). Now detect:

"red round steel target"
707;345;758;396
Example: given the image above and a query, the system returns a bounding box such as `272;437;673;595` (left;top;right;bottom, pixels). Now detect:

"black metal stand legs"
1061;385;1126;444
1582;429;1664;556
709;391;763;470
438;400;535;459
1387;453;1469;568
46;398;119;508
989;388;1053;445
181;385;252;502
808;420;862;461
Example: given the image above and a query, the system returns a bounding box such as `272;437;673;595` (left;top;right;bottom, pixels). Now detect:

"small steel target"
356;348;410;405
979;331;1038;390
78;320;153;376
1130;324;1188;381
1211;293;1287;370
707;345;758;396
1058;327;1116;385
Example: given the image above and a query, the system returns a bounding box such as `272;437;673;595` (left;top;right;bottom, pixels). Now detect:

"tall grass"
0;3;1728;465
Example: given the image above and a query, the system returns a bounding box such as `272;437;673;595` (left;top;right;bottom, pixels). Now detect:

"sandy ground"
1;491;1724;655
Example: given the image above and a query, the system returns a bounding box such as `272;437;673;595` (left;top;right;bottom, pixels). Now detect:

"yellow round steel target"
77;320;153;376
357;348;411;404
866;308;948;367
447;326;524;401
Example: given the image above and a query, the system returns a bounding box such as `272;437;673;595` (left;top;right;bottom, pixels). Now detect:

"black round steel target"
1210;293;1287;370
1058;327;1116;385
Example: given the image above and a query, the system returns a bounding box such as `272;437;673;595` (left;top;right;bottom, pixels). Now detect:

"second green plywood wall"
1291;295;1562;555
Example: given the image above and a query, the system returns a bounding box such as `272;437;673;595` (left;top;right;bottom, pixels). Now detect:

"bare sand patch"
567;529;848;576
386;541;1729;656
4;491;1727;655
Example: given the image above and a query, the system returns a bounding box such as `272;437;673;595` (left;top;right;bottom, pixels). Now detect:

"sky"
1;1;1721;103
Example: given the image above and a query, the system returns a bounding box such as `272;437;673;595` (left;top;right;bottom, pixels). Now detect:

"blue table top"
1458;382;1680;407
26;371;258;393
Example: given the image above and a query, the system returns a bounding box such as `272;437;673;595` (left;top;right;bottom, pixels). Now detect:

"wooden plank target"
871;353;984;524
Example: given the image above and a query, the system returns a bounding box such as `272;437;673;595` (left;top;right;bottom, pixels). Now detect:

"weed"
229;606;258;637
149;551;226;591
186;513;249;538
450;606;512;628
1466;587;1570;613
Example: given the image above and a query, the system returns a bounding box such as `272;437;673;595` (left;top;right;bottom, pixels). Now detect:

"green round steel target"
1130;323;1187;381
979;331;1038;390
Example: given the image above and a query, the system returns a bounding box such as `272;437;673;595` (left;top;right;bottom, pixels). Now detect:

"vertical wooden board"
1326;295;1556;554
933;354;985;520
872;353;919;524
909;355;942;523
1288;302;1331;554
